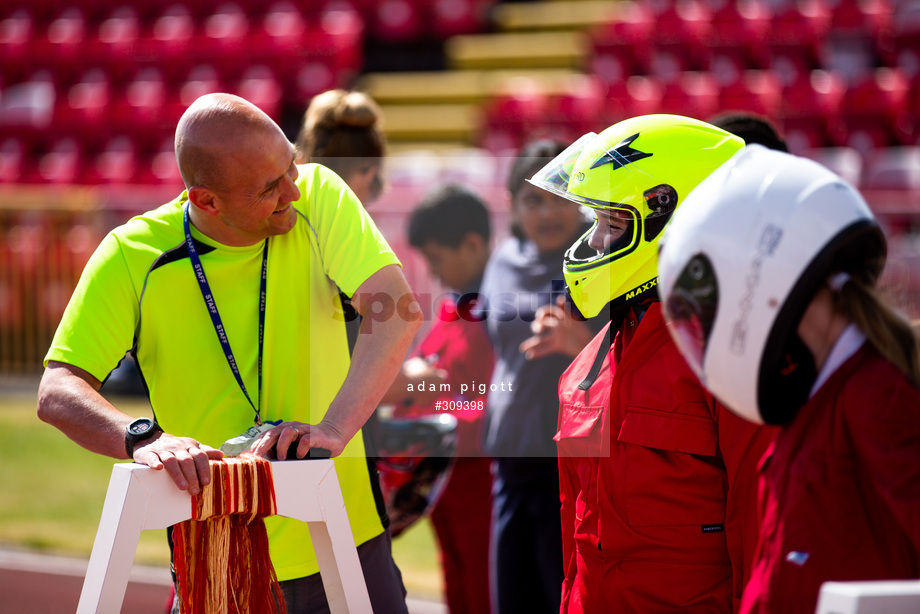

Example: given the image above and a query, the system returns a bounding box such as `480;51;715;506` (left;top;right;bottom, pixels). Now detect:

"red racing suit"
740;343;920;614
556;303;776;613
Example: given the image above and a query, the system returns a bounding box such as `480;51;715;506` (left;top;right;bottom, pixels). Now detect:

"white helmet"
657;145;886;425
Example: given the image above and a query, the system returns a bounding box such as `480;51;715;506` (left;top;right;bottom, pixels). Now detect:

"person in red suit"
657;145;920;614
382;184;495;614
528;115;777;612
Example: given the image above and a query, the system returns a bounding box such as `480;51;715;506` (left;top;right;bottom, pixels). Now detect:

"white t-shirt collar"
809;323;866;398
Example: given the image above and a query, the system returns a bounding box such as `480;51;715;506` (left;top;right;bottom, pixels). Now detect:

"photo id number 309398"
435;400;484;411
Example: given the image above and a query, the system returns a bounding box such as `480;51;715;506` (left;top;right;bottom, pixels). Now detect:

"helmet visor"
527;132;598;199
661;253;719;379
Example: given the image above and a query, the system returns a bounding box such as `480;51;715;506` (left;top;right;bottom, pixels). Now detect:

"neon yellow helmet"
529;114;745;317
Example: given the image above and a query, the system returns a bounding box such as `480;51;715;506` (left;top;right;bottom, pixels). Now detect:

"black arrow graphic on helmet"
590;133;653;170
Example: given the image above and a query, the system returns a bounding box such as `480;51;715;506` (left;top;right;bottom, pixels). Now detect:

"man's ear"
187;186;220;216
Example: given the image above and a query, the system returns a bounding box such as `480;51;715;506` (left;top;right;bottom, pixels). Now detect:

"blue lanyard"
183;204;268;425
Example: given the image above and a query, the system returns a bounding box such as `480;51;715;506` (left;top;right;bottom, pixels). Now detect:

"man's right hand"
37;361;224;497
132;434;224;496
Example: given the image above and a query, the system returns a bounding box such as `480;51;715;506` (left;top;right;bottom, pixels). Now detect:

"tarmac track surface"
0;548;447;614
0;548;171;613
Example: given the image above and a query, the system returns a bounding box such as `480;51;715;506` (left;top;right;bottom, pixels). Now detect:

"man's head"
176;93;301;246
408;184;491;292
528;114;745;317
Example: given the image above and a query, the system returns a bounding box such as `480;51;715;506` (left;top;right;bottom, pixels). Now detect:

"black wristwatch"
125;417;162;458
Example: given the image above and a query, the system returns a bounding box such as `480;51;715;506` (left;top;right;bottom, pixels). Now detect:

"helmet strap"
577;325;613;391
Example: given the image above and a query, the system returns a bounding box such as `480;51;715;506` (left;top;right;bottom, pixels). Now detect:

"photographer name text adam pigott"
406;381;514;395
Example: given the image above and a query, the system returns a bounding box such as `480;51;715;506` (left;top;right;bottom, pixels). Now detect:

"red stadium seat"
0;73;57;139
0;136;30;183
29;137;85;185
249;1;307;66
199;3;251;81
839;67;910;157
0;9;34;78
30;7;88;87
86;5;142;84
822;0;893;85
281;8;363;101
604;75;664;125
53;68;112;141
290;59;341;105
45;7;88;47
146;136;184;188
545;75;607;141
177;64;225;108
235;65;283;120
589;1;655;84
429;0;493;38
779;70;846;153
892;0;920;80
649;0;713;81
362;0;424;42
657;71;720;120
88;135;140;185
479;83;550;153
140;4;197;81
707;0;772;83
110;67;178;137
827;0;893;47
719;70;782;120
315;6;365;76
767;0;830;86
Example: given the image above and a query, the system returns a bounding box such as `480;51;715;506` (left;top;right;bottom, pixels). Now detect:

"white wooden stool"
77;460;372;613
815;580;920;614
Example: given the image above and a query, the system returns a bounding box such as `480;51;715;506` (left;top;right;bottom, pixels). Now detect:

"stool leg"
309;466;373;614
77;464;149;613
78;464;192;614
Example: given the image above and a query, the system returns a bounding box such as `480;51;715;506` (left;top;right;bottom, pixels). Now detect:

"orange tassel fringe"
172;453;286;614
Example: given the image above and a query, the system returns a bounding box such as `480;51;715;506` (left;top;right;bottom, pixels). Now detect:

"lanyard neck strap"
183;204;268;425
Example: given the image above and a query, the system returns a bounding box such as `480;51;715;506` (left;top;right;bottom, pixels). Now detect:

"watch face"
129;419;153;436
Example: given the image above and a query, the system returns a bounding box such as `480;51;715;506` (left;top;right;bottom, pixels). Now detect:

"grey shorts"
280;530;408;614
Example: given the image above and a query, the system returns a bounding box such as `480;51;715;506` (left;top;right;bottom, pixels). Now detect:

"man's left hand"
251;421;347;459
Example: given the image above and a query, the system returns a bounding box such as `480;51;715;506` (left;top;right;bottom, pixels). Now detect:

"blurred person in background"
530;115;775;612
478;139;606;614
377;183;495;614
295;89;385;205
657;145;920;614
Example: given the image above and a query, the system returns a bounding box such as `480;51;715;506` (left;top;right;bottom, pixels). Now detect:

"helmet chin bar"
758;331;817;425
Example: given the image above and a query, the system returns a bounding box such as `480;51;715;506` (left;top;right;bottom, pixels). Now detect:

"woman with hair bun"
296;89;386;205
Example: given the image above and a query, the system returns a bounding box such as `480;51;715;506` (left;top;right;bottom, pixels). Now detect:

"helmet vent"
644;184;678;241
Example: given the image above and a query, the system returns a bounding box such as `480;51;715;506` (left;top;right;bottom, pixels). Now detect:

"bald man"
38;94;419;612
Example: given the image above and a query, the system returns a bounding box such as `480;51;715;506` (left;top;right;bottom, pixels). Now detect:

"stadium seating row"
478;68;920;157
0;0;495;62
588;0;920;86
1;0;919;191
0;2;364;90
